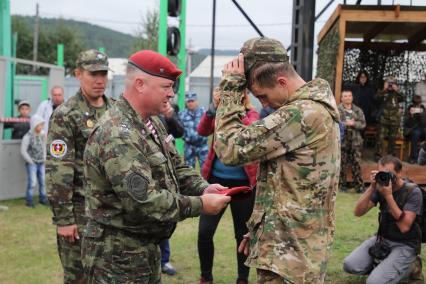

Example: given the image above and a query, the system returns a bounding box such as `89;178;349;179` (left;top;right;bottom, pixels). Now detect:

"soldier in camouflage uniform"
46;49;112;284
338;89;366;193
179;92;209;168
82;50;231;284
214;38;341;284
375;77;404;160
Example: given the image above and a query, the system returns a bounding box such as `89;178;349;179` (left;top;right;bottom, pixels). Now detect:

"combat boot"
408;255;424;284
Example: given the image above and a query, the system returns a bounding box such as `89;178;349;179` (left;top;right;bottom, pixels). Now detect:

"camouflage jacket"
375;90;404;125
338;103;366;149
83;95;208;239
214;76;341;282
46;90;111;226
179;107;208;146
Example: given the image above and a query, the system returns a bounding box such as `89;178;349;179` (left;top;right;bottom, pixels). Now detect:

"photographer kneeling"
343;155;423;284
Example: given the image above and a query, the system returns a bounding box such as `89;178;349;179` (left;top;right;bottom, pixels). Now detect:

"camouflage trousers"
256;269;325;284
57;201;87;284
340;146;363;189
82;224;162;284
184;143;208;168
375;122;399;156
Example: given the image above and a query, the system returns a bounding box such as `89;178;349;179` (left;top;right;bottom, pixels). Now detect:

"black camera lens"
374;171;394;186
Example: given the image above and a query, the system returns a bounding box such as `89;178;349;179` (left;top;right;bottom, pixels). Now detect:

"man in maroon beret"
82;50;231;283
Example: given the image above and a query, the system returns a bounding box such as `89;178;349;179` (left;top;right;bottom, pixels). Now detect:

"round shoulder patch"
50;139;68;158
126;173;149;201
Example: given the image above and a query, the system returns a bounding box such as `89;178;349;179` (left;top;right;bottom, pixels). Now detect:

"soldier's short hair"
341;88;353;94
378;155;403;173
247;61;296;91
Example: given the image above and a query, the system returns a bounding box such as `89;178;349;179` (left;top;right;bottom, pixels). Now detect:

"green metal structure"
158;0;187;153
57;44;64;67
1;0;12;138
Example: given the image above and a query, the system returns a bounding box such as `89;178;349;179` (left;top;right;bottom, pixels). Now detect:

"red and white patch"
50;139;67;158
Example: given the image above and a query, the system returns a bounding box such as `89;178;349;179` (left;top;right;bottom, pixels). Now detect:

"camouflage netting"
342;49;426;110
316;22;339;93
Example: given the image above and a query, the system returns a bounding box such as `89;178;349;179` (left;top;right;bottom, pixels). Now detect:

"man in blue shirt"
179;92;208;168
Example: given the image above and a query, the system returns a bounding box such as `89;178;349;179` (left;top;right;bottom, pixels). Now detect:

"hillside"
11;15;239;71
12;15;136;58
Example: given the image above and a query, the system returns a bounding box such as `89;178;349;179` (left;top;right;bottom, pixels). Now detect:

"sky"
10;0;425;51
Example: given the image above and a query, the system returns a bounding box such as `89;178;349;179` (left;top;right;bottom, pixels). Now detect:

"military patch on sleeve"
50;139;67;158
125;173;149;201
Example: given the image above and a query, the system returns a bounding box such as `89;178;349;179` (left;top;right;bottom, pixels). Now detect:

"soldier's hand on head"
223;53;245;77
200;194;231;215
238;233;251;256
57;224;79;243
203;183;228;194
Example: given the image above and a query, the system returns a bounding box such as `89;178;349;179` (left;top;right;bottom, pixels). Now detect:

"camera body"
368;241;391;263
374;171;396;186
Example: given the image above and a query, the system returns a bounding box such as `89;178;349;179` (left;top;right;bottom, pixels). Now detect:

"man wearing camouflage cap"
82;50;231;283
214;37;341;283
46;49;112;284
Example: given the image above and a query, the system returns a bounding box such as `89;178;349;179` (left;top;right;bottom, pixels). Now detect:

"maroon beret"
128;50;182;81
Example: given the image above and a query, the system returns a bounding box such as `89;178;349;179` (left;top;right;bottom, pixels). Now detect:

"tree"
133;8;159;52
40;20;84;75
12;16;83;75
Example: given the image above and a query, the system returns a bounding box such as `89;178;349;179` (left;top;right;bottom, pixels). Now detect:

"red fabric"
128;50;182;81
197;109;260;187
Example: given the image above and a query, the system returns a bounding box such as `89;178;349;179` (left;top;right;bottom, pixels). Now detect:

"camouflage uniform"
46;49;111;284
214;75;340;283
82;96;209;283
214;37;340;283
375;89;404;156
179;103;208;168
338;104;366;191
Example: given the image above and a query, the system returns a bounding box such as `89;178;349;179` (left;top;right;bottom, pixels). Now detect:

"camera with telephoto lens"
368;241;391;263
374;171;396;186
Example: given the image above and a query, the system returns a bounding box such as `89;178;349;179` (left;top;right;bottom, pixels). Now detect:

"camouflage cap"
240;37;289;75
76;49;109;72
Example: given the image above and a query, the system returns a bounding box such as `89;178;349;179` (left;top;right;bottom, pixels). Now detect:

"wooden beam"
317;4;341;44
345;41;426;51
340;9;426;23
363;22;390;42
335;18;346;104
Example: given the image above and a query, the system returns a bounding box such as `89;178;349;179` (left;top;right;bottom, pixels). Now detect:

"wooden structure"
360;161;426;185
317;4;426;103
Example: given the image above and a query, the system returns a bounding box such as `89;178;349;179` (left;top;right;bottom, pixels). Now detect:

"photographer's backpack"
403;181;426;243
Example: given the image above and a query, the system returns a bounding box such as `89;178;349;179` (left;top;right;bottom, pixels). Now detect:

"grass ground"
0;193;424;284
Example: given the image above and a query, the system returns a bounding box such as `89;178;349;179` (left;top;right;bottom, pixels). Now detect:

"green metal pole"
158;0;168;55
1;0;12;139
41;78;48;101
175;0;187;154
11;31;16;115
57;44;64;67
